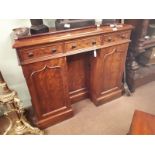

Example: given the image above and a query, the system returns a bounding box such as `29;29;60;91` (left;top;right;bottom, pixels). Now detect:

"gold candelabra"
0;71;44;135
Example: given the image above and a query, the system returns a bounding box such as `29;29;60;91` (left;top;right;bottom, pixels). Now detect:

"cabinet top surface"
13;24;133;49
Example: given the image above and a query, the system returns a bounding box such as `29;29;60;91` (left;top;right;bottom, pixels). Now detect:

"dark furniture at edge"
125;20;155;92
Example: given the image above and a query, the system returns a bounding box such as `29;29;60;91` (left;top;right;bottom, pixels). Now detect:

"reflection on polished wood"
129;110;155;135
13;24;133;129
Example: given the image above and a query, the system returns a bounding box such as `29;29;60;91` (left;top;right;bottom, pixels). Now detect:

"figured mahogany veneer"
65;35;101;52
18;42;63;62
103;30;131;44
13;24;133;129
90;43;129;105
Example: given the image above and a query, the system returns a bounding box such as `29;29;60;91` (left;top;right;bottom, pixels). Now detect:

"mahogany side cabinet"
13;24;133;129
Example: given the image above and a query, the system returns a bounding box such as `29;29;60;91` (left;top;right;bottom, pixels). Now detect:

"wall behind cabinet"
0;19;55;107
0;19;56;107
0;19;32;107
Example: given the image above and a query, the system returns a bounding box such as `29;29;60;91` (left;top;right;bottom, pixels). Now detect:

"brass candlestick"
0;71;44;135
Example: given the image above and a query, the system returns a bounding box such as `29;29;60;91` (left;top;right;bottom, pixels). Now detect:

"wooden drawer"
84;36;101;47
103;30;131;44
18;43;63;61
65;35;101;52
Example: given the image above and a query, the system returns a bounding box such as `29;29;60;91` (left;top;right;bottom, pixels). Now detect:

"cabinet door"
23;57;71;121
90;43;129;105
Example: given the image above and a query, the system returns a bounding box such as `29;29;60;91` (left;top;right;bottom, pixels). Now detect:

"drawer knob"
108;37;112;42
92;41;96;45
71;44;76;49
28;52;34;58
121;34;126;39
51;48;57;53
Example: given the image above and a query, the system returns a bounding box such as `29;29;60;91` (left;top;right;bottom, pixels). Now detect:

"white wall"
43;19;56;27
0;19;56;108
0;19;56;107
0;19;32;107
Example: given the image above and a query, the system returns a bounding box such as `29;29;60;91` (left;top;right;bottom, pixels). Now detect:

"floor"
45;81;155;135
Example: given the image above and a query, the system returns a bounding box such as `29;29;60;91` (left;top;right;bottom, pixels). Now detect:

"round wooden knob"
72;44;76;49
108;37;112;42
121;34;126;39
92;41;96;45
51;48;57;53
28;52;34;57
